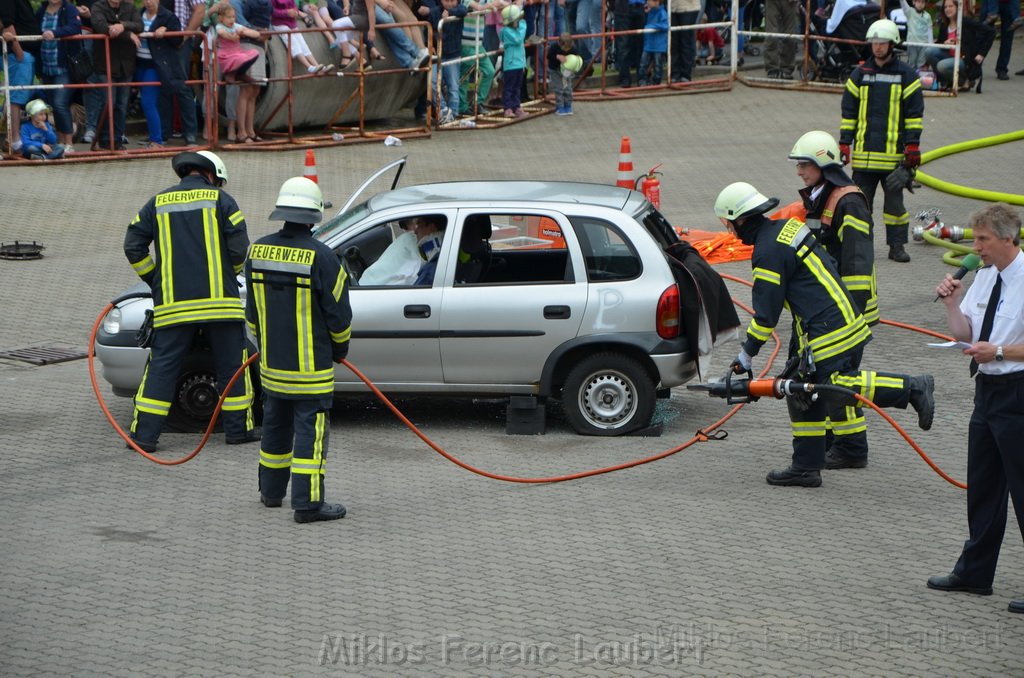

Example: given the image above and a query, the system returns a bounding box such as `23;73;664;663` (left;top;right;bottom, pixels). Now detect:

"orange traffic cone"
304;149;319;184
616;136;634;189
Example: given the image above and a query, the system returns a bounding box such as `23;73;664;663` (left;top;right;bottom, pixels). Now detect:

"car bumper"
94;329;148;396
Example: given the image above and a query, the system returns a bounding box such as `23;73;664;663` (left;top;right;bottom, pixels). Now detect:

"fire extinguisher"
636;164;663;210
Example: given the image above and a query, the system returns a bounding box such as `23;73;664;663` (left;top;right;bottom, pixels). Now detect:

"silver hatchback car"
95;160;730;435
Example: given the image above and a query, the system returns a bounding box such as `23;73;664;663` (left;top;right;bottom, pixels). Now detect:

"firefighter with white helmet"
715;182;934;487
789;130;880;470
839;18;924;263
245;177;353;523
124;151;258;453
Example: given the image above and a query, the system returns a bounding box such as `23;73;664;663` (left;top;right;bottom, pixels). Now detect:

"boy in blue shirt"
20;99;66;160
638;0;668;86
423;0;469;124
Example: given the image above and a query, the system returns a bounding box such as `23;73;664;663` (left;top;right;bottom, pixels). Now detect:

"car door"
325;209;457;389
438;210;588;386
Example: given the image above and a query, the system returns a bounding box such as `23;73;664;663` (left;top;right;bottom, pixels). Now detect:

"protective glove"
731;349;753;374
786;390;815;413
839;143;851;166
903;143;921;168
885;166;915;194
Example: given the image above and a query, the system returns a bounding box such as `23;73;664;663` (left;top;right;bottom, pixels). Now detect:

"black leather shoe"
824;450;868;469
766;467;822;487
294;502;347;523
909;375;935;431
888;244;911;262
1009;600;1024;613
226;427;262;445
996;71;1009;80
926;572;993;595
260;494;283;508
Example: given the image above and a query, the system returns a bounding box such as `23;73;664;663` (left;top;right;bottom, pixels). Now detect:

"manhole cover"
0;241;45;260
0;346;87;365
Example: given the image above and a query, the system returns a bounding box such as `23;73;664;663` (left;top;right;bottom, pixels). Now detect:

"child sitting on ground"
20;99;66;160
546;33;580;115
500;4;527;118
638;0;668;86
216;6;267;83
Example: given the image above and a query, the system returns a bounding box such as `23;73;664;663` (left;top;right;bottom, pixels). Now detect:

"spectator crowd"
2;0;1022;158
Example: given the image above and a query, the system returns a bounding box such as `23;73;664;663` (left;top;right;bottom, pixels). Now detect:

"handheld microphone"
934;253;982;301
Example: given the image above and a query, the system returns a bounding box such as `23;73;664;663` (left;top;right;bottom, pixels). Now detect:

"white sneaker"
12;140;23;152
307;65;319;74
64;145;76;154
414;48;430;70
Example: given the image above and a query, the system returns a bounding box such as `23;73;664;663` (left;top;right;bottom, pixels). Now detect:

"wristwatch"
996;346;1005;362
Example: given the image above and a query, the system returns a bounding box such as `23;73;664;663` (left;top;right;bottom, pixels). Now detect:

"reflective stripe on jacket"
839;58;924;173
124;174;249;328
742;216;871;365
244;223;352;398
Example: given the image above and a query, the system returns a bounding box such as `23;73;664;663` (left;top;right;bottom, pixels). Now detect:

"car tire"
165;348;263;433
562;352;656;436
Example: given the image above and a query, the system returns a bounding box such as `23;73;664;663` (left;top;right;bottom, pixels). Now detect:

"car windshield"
314;202;372;242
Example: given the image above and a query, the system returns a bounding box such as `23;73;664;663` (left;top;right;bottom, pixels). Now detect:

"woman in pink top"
271;0;334;73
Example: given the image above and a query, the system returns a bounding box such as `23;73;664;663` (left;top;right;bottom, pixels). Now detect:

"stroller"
802;1;880;83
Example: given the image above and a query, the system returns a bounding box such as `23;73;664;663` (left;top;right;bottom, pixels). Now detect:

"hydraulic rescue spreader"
686;368;823;404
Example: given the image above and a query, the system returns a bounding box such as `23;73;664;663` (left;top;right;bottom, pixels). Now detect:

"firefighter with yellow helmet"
715;182;934;487
124;151;258;452
839;18;924;263
245;177;352;523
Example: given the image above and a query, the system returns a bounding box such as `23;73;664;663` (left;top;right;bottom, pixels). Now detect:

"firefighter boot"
908;375;935;431
227;426;262;445
888;244;911;262
294;502;347;524
766;467;822;487
824;449;868;469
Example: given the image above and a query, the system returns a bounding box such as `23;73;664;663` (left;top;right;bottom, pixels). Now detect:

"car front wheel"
166;349;263;433
562;353;656;436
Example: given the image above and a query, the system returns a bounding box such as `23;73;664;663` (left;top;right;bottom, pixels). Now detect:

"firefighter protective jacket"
245;223;352;399
799;182;879;326
124;174;249;328
839;57;924;173
739;215;872;365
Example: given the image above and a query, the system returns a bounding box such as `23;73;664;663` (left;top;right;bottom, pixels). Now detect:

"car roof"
367;181;636;212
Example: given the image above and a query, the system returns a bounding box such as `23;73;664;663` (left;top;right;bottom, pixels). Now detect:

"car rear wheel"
166;349;263;433
562;353;655;436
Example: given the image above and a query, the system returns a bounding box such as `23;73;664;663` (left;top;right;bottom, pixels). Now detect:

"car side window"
461;214;574;285
570;217;642;282
337;215;448;287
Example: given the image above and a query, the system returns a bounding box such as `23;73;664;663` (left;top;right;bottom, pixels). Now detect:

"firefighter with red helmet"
839;18;924;264
245;178;352;524
124;151;258;452
715;182;934;487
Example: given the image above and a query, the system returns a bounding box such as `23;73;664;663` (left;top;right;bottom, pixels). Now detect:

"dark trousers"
159;45;199;143
502;68;524;111
670;10;699;82
953;374;1024;586
131;321;251;445
258;394;334;511
787;348;911;470
614;1;645;85
853;169;909;246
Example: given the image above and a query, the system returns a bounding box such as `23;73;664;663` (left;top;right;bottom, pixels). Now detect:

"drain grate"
0;241;46;260
0;346;87;365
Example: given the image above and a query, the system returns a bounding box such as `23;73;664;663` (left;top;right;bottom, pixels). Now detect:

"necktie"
970;273;1002;377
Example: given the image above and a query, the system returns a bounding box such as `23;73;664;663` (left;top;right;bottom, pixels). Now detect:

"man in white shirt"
929;203;1024;616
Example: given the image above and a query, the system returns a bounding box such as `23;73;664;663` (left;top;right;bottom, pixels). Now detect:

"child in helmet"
546;33;580;115
20;99;66;160
499;3;527;117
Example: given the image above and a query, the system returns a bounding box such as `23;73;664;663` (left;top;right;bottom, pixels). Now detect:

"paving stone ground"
2;41;1023;676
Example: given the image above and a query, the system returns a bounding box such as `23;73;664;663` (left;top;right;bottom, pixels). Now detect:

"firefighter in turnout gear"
124;151;258;452
715;182;935;487
790;130;878;470
245;177;352;524
839;19;924;263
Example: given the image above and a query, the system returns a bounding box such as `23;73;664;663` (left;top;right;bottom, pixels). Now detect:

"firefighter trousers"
258;394;334;511
131;321;252;445
787;349;911;471
853;170;910;246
